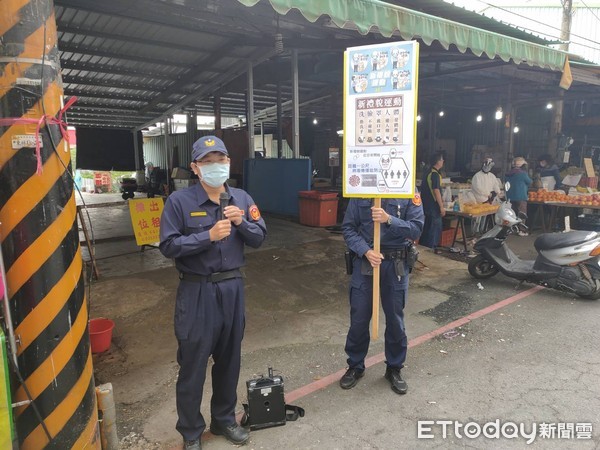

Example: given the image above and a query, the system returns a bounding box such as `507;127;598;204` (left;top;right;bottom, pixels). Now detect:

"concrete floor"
79;193;600;449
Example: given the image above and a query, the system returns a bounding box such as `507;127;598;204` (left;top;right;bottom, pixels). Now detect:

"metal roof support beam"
65;91;154;102
133;130;141;172
59;43;192;69
247;61;255;159
61;75;164;92
503;84;515;177
276;58;283;158
136;47;276;131
60;60;181;81
291;49;300;158
58;24;212;55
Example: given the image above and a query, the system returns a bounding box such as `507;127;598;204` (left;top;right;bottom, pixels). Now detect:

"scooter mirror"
504;181;511;192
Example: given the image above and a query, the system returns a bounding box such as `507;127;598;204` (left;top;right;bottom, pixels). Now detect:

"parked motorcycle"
468;199;600;300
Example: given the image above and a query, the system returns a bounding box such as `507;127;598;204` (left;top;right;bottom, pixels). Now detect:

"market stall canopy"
236;0;567;71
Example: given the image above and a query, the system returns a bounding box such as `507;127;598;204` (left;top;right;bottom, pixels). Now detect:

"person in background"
538;154;563;192
471;158;502;204
159;136;267;450
506;156;531;237
470;157;503;233
420;152;445;252
340;195;424;394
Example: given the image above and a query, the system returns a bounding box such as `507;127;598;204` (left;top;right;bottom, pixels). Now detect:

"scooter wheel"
468;255;499;279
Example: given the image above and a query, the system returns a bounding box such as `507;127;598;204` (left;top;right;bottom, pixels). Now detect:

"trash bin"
298;190;339;227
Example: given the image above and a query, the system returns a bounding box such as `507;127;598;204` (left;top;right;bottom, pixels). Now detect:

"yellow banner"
559;57;572;90
128;198;164;246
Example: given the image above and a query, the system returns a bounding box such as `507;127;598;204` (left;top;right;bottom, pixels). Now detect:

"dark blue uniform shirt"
159;184;267;275
342;198;424;257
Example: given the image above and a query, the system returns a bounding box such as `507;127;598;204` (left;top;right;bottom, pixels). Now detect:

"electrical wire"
579;0;600;24
456;0;600;51
39;21;97;300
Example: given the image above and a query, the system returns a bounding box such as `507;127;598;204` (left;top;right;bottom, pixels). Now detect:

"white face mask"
199;163;230;187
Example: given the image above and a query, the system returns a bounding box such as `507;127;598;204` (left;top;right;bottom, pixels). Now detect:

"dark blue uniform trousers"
175;277;245;441
345;257;408;371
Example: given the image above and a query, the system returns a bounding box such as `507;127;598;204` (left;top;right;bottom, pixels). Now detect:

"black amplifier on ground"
245;368;286;430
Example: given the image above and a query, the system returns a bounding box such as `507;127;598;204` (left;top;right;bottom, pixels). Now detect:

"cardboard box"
171;167;192;179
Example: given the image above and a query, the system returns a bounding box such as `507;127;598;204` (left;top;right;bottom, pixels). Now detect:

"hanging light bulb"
416;114;421;122
495;107;503;120
513;125;520;133
438;110;445;117
476;114;483;122
312;118;318;125
546;102;553;110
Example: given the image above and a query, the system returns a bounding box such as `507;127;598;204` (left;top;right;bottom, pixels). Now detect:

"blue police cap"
192;136;229;161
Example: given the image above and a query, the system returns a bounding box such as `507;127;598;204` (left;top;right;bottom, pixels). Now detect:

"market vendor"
471;157;503;203
537;154;563;191
470;157;503;233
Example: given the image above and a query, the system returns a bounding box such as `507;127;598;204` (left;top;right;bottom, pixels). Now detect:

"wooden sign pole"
372;198;381;340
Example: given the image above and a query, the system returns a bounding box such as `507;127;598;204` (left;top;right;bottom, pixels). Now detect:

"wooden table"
442;210;497;252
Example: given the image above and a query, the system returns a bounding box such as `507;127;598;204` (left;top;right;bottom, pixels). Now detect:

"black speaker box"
246;374;286;430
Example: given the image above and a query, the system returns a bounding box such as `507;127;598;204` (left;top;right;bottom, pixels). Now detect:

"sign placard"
129;198;164;246
343;41;419;198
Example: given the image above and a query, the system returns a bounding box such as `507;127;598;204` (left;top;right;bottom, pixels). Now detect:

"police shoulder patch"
412;193;422;206
249;204;261;221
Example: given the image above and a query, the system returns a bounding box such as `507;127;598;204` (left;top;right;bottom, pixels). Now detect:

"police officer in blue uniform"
340;195;424;394
160;136;266;450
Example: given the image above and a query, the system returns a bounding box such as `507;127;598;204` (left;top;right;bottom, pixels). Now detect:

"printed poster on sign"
128;198;164;246
343;41;419;198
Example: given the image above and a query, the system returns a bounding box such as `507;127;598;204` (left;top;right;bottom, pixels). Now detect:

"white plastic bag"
442;186;453;203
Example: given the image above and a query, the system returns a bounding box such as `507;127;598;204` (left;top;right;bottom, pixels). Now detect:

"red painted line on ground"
285;285;544;404
168;285;544;448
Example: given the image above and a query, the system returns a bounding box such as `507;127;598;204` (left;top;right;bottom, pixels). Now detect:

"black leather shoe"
210;421;249;445
184;439;201;450
385;367;407;394
339;368;364;389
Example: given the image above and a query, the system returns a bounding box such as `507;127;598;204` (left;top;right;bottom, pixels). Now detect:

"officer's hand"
365;249;384;267
371;206;390;224
440;206;446;217
223;205;243;226
209;219;231;241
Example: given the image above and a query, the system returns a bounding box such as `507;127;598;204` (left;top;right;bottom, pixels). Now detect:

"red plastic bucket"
89;318;115;354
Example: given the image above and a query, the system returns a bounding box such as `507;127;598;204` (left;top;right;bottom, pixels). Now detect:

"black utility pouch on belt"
406;243;420;273
344;250;356;275
241;368;305;431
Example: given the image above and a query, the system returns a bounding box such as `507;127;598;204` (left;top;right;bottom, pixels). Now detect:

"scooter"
468;198;600;300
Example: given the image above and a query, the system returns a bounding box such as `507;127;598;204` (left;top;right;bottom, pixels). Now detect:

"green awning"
236;0;567;71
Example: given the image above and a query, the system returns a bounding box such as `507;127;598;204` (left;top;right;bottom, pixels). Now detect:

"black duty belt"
179;269;242;283
382;249;407;260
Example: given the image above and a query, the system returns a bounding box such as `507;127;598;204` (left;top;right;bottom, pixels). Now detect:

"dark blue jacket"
505;168;532;202
539;164;562;190
159;184;266;275
342;197;424;257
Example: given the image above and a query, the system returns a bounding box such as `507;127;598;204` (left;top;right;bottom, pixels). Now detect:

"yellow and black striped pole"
0;0;100;448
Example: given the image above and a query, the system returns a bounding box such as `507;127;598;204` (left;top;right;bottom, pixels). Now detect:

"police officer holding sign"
340;196;424;394
160;136;266;450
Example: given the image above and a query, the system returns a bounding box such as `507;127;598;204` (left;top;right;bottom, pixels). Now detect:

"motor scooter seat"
534;230;598;251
